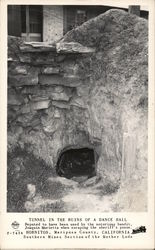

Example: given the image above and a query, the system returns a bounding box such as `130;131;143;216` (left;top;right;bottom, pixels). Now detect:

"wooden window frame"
21;5;42;42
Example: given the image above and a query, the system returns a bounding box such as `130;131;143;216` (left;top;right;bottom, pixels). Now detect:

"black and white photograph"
1;0;155;249
7;3;149;213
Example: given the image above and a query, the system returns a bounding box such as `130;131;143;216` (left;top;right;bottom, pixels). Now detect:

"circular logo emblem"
11;221;20;229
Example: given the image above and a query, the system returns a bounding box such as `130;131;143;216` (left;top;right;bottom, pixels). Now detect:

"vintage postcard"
0;0;154;249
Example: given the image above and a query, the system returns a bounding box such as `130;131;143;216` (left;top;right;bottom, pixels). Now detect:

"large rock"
56;42;95;53
20;42;56;52
39;74;82;87
61;9;148;204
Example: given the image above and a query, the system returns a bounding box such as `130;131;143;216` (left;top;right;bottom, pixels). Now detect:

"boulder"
62;9;148;192
56;42;95;53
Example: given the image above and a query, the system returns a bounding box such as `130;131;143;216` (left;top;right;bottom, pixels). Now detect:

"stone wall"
8;9;148;194
8;37;98;172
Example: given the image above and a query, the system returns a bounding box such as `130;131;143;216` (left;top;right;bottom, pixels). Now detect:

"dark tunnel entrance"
56;148;98;179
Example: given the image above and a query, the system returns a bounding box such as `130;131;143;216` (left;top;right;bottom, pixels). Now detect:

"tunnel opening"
56;147;98;179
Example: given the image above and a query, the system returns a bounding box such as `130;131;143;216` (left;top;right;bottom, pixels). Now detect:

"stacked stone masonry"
8;36;100;174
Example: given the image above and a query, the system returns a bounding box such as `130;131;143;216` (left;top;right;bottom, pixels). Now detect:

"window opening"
21;5;42;42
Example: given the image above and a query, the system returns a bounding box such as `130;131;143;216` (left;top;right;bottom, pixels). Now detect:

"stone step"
19;41;95;54
56;42;96;54
20;42;56;53
39;74;82;87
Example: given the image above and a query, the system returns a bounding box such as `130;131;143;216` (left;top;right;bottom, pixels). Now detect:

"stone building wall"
8;9;148;199
43;6;64;42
